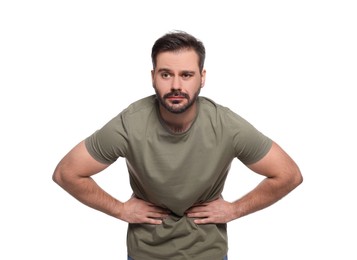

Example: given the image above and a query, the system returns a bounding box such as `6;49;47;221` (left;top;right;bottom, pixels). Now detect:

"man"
53;31;303;260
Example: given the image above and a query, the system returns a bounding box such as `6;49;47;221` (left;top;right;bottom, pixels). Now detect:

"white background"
1;0;356;259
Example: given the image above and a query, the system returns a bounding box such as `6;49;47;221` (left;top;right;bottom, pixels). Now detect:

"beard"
154;86;201;114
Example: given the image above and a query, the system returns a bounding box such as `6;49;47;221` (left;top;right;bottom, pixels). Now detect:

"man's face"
152;49;206;114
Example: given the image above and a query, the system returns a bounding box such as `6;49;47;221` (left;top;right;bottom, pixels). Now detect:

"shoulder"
122;95;157;116
198;96;247;126
198;96;230;115
117;95;157;123
92;95;157;140
84;96;157;163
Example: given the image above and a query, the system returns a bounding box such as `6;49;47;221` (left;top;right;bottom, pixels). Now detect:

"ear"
151;70;155;86
200;69;206;88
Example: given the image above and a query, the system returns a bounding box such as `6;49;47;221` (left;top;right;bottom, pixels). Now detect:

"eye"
161;72;171;79
181;73;193;79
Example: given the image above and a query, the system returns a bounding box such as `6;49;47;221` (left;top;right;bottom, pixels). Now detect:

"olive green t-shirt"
85;95;272;260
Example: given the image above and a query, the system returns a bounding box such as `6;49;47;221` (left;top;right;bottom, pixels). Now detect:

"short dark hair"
151;30;206;72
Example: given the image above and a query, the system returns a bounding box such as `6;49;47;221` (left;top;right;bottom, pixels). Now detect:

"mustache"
163;91;189;99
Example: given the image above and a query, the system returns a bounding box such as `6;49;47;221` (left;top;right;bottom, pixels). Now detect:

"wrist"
111;200;125;220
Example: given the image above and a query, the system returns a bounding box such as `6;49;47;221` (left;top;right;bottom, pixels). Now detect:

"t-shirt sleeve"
229;112;273;165
85;113;128;164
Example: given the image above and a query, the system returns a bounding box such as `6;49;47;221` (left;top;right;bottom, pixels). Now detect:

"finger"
186;211;208;218
144;217;163;225
147;212;169;219
193;217;211;224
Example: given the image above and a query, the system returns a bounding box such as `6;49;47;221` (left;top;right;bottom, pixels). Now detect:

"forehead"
155;49;200;71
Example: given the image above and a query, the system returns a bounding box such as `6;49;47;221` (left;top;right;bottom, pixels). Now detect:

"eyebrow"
157;68;172;73
157;68;196;74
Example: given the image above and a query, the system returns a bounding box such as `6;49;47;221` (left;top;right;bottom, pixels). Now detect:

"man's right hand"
118;196;170;224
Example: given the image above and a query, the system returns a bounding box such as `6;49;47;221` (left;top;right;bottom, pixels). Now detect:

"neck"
159;103;198;133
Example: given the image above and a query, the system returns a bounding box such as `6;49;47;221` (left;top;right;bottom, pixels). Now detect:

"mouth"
164;92;188;103
165;91;188;99
167;95;185;100
166;96;185;104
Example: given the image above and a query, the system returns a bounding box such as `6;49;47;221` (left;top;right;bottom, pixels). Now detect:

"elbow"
297;170;303;186
290;166;303;190
52;168;62;186
52;171;59;183
52;166;68;188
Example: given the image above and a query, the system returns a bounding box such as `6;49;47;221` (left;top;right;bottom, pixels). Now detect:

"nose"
170;76;181;91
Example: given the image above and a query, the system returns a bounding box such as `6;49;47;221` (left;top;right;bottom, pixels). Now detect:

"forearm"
232;141;303;220
53;173;123;219
233;175;299;219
